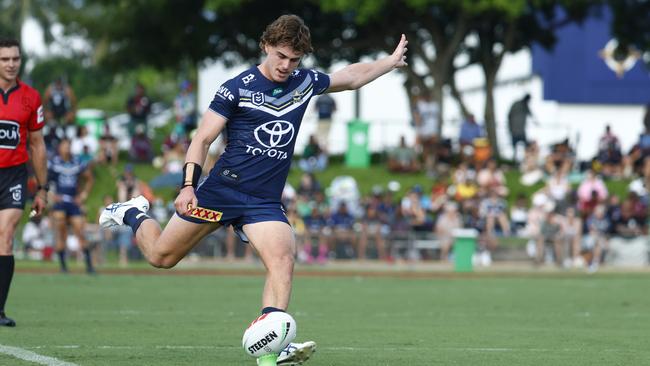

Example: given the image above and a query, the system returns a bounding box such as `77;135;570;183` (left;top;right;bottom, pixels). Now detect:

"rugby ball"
242;312;297;358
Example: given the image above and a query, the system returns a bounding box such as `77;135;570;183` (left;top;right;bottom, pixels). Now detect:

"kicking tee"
208;66;330;200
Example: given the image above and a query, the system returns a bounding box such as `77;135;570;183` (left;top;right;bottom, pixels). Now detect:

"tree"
0;0;59;46
608;0;650;68
463;1;594;158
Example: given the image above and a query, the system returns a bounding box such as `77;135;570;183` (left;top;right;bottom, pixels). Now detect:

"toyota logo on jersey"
0;120;20;149
254;121;295;149
246;120;295;160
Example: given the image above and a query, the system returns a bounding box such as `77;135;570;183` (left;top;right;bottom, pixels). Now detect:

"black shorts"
0;164;27;210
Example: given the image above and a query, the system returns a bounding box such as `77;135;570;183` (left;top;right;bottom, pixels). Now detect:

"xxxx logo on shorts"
188;207;223;222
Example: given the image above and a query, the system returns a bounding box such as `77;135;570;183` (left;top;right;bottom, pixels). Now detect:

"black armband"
182;162;203;188
37;183;50;192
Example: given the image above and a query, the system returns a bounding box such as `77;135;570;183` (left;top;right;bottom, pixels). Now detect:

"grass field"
1;270;649;366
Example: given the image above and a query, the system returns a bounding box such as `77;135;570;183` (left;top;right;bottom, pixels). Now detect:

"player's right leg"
100;196;220;268
51;209;69;273
0;208;21;327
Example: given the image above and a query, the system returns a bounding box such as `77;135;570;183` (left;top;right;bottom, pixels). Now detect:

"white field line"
0;344;79;366
23;345;630;353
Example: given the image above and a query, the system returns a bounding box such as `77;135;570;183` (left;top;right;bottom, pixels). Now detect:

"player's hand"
75;192;88;205
391;34;408;69
30;192;47;218
175;186;198;216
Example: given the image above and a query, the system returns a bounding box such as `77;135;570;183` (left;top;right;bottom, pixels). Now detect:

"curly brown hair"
0;38;20;51
259;15;313;55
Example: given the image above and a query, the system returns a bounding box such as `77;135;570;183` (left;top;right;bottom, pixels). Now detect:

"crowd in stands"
17;81;650;272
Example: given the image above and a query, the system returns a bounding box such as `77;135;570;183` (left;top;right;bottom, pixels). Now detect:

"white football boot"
276;341;317;365
99;195;150;228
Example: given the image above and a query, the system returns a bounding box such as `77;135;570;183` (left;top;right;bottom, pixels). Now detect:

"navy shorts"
0;164;27;210
52;201;83;217
177;179;288;243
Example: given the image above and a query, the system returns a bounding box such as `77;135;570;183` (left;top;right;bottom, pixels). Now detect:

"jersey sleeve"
28;91;45;131
310;70;330;95
208;79;239;120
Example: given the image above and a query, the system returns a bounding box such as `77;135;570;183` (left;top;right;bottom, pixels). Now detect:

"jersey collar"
0;78;21;104
253;65;291;91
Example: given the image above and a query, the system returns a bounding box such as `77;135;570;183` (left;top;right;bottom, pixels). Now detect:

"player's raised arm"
326;34;408;93
175;109;227;215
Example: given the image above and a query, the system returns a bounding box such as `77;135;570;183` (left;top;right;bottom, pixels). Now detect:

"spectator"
43;76;77;126
21;215;53;261
43;122;63;156
302;206;330;264
451;163;478;202
97;123;119;166
70;125;98;159
476;159;508;197
150;141;184;189
535;209;563;266
605;194;622;235
150;198;171;224
296;172;322;199
544;138;574;175
129;124;153;163
595;124;623;178
435;201;462;261
429;178;450;213
413;92;440;177
401;185;432;231
328;175;362;218
314;94;336;148
42;77;76;155
458;113;485;148
523;192;550;258
510;193;529;235
520;140;544;186
545;169;571;211
358;190;390;261
298;135;328;172
126;82;151;136
576;170;608;216
387;135;420;173
615;193;648;237
478;189;511;264
507;94;536;162
117;164;154;203
584;204;610;272
174;80;197;135
559;206;583;268
328;202;358;259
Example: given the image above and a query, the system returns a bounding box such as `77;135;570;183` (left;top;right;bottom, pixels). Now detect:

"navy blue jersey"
48;156;88;201
208;66;330;200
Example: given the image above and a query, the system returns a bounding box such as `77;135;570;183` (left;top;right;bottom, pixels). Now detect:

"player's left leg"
70;215;94;274
243;221;295;310
0;208;21;327
243;221;317;365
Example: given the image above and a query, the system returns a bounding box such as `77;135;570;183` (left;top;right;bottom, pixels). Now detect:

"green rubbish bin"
452;228;478;272
76;109;105;139
345;119;370;168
